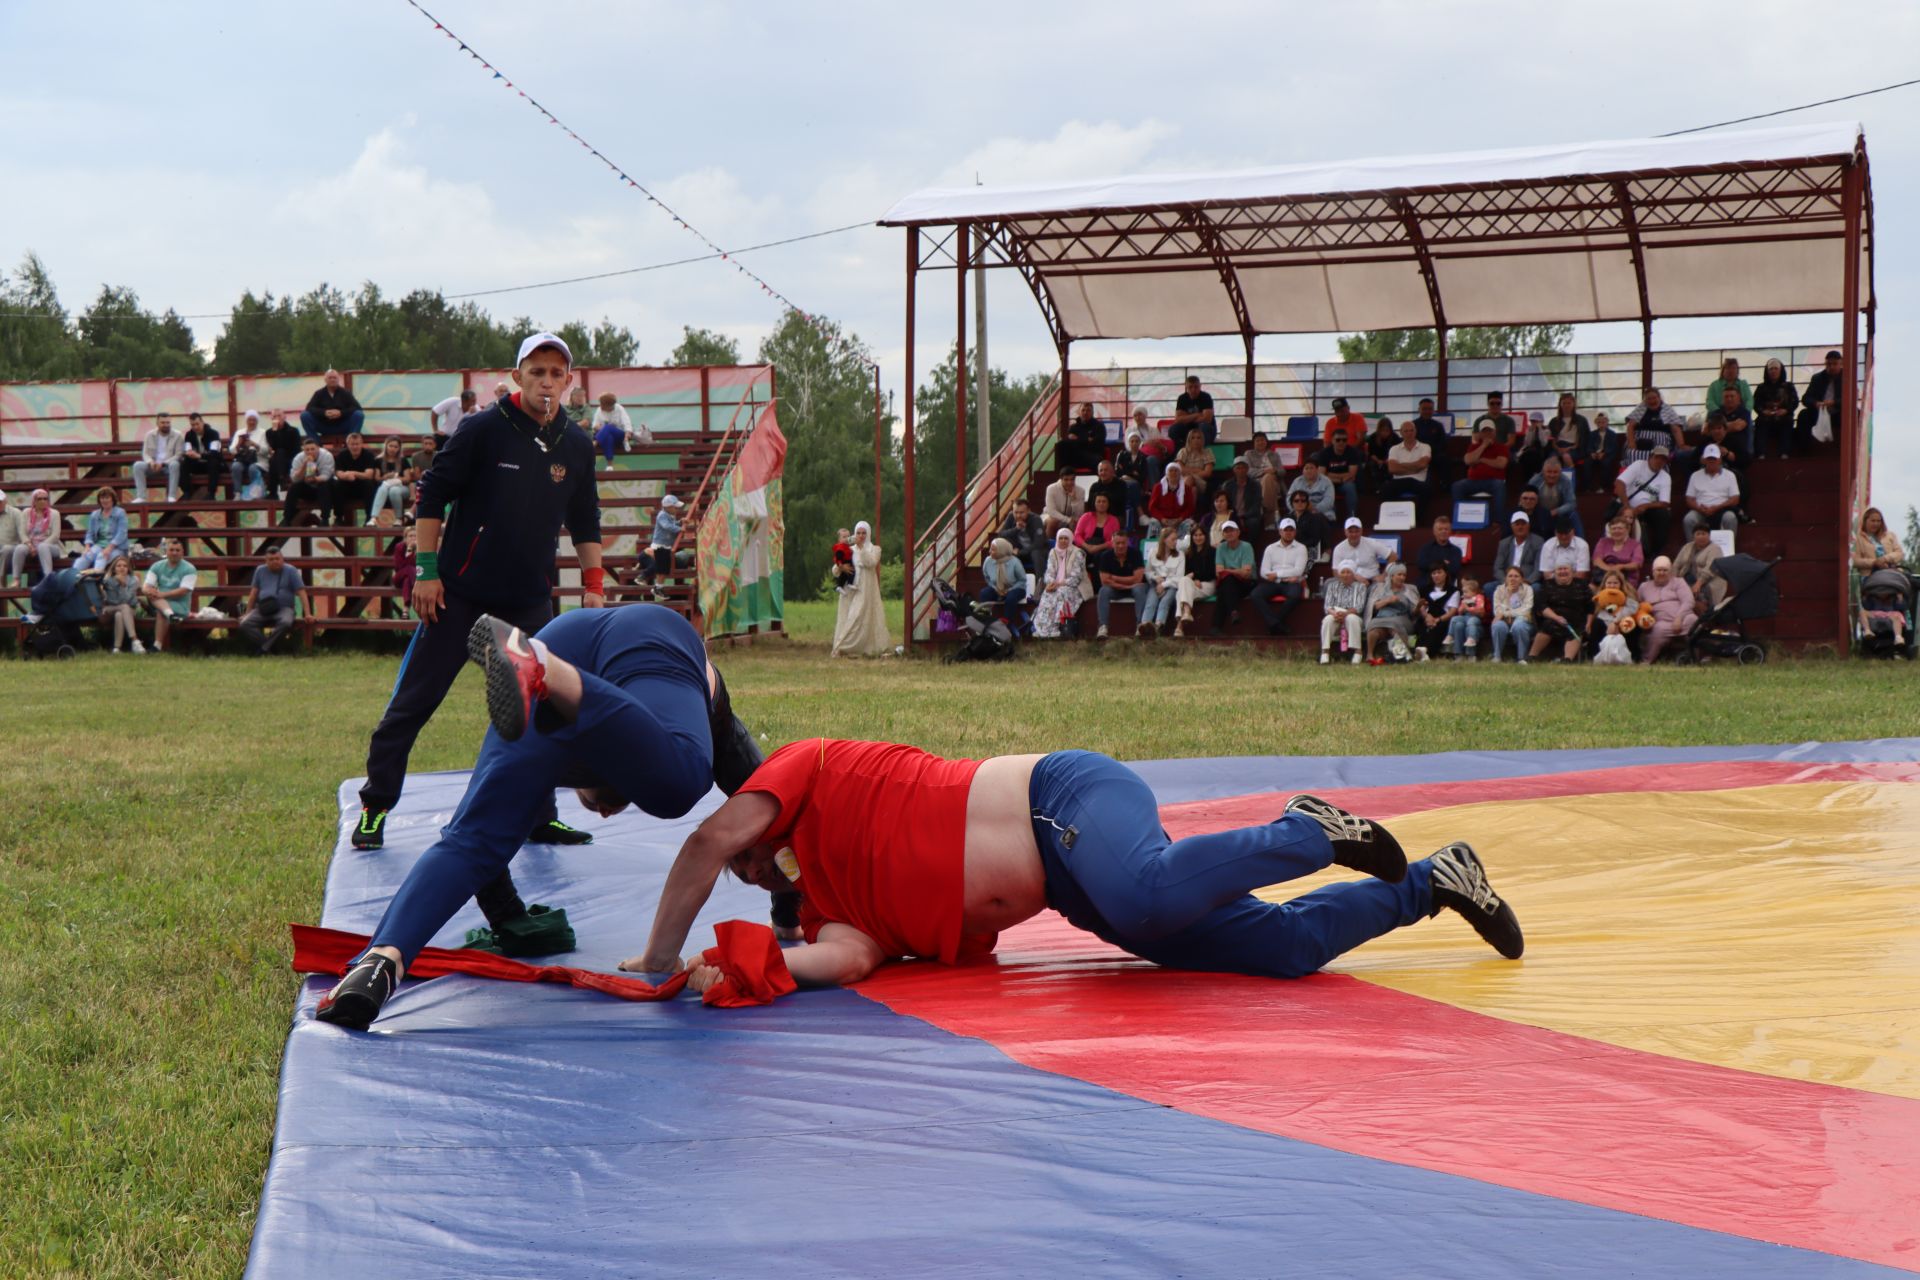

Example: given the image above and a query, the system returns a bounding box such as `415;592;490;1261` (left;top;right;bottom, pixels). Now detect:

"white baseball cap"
1344;517;1363;530
1219;520;1238;532
1278;518;1297;530
1510;511;1531;524
515;331;573;366
661;494;684;510
1702;444;1722;459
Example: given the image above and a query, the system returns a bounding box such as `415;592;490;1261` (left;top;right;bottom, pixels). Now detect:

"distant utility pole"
974;176;991;471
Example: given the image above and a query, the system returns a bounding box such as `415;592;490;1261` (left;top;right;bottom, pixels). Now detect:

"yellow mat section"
1256;781;1920;1099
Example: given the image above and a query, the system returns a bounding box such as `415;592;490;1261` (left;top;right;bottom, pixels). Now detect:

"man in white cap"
1330;517;1394;581
1682;444;1742;538
351;331;606;854
1493;510;1545;588
1252;517;1310;635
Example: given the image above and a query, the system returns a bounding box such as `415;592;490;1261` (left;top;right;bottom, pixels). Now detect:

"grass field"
3;600;1917;1277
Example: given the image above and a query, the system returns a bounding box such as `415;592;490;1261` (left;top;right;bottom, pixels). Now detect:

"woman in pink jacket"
1638;555;1697;663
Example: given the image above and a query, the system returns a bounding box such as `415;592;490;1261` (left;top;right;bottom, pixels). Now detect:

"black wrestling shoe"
527;819;593;846
1428;842;1525;960
349;807;388;850
468;613;546;742
707;668;764;795
770;888;803;939
1284;794;1407;883
314;953;399;1030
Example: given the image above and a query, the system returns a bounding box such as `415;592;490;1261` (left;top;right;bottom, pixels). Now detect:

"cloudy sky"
5;0;1916;516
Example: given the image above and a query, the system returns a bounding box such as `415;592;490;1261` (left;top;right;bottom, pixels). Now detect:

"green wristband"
416;550;440;581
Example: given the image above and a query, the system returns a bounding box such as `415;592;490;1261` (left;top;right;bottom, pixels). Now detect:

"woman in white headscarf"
831;521;893;657
1032;527;1088;639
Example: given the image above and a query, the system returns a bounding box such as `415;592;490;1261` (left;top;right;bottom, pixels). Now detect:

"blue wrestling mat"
249;743;1920;1278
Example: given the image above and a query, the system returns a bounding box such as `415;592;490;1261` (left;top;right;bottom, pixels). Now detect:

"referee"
352;331;606;851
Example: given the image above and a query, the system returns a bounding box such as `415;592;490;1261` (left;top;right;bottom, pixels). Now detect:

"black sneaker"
527;819;594;846
350;808;388;850
1428;842;1525;959
1284;794;1407;882
463;904;577;957
314;953;399;1030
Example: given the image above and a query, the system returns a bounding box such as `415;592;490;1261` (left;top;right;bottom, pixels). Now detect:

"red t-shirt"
737;740;993;963
1467;441;1511;480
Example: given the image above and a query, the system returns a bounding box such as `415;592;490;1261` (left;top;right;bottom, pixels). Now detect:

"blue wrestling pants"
1027;750;1434;978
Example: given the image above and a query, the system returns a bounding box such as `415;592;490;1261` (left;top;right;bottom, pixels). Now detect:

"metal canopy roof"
880;122;1872;344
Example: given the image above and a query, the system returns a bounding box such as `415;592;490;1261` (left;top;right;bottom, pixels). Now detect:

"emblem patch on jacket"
549;462;568;484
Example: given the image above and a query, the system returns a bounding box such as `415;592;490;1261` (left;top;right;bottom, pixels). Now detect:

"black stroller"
1683;554;1778;665
24;567;105;659
932;578;1017;664
1857;567;1917;659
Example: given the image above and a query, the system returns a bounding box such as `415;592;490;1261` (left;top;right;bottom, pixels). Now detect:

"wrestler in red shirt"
631;741;1524;990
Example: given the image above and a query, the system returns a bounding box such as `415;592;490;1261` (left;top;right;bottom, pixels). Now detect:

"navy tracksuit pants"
1028;751;1433;977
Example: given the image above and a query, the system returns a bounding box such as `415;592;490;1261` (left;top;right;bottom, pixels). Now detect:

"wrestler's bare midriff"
959;754;1049;933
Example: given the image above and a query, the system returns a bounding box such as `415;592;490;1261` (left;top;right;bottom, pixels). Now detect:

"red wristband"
582;567;605;594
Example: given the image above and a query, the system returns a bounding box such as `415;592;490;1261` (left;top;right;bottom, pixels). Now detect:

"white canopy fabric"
881;123;1871;341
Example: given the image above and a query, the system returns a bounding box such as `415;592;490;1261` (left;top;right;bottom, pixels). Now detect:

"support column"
955;221;969;562
1839;155;1864;652
902;229;918;652
1243;337;1256;433
1436;326;1450;413
872;363;884;533
1613;181;1655;393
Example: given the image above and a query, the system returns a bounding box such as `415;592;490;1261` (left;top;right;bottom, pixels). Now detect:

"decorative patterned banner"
697;406;786;638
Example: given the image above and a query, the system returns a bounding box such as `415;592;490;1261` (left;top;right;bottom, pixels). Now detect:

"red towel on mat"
290;920;796;1008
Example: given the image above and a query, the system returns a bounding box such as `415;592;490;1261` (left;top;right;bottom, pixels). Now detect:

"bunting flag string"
400;0;876;368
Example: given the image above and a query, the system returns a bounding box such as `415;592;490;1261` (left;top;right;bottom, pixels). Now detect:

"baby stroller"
1683;554;1778;665
1857;566;1917;659
24;567;104;659
931;578;1017;664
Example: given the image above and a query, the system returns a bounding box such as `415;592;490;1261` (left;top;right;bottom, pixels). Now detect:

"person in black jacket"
263;409;302;498
302;369;364;440
1797;349;1847;450
1058;402;1106;474
1751;357;1799;459
351;332;606;853
180;413;224;497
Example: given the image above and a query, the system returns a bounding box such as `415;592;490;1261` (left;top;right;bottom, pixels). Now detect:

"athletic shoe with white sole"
1428;842;1525;959
1284;794;1407;882
314;952;399;1030
468;614;547;742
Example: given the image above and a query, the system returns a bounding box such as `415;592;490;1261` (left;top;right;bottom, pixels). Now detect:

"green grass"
2;615;1916;1277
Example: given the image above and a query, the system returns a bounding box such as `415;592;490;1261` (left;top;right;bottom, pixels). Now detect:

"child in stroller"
1857;566;1914;659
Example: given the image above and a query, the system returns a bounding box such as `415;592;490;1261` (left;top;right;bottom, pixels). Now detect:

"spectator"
1175;524;1218;637
1286;489;1331;560
999;497;1047;576
1211;520;1255;634
1853;507;1905;573
264;409;302;499
1493;511;1545;587
132;412;184;503
1363;416;1397;490
1588;568;1640;658
239;545;311;656
281;438;336;527
1860;579;1910;656
1087;460;1129;533
1674;524;1728;611
303;369;364;439
368;437;412;524
98;553;144;653
1174;431;1215;494
1331;517;1394;581
591;392;633;463
1514;412;1554;480
829;528;855;593
1713;385;1754;462
830;521;892;657
1472;390;1516;443
1110;434;1148;527
1543;393;1591;486
1318;564;1368;664
1489;566;1535;664
1592;410;1623;490
1060;401;1107;474
1682;445;1742;538
180;411;224;496
1638;556;1698;663
1613;445;1674;553
1093;530;1148;640
639;494;685;597
1415;513;1462;586
1448;574;1488;659
1799;349;1847;449
74;487;128;573
1514;485;1544;533
1594;515;1646;588
1623;388;1686;465
1752;358;1799;459
1131;407;1173;476
1528;457;1582;537
1073;492;1120;560
1450;422;1510;519
1242;432;1281;518
1043;468;1086;540
565;386;591;426
1363;564;1419;664
8;488;62;584
1287;457;1336;520
1198;489;1235;543
393;524;418;610
139;537;196;652
1172;375;1216;449
1705;357;1751;417
1411;398;1453;488
409;435;439;491
1381;420;1433;511
1416;563;1459;657
492;380;511;403
1033;528;1087;640
1538;522;1591;582
230;411;265;498
1144;462;1195;535
1252;518;1310;635
1316;426;1365;517
1529;563;1591;662
331;432;381;524
1221;458;1262;535
979;537;1030;633
431;387;481;442
1142;530;1184;638
1320;397;1368;450
0;490;23;577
